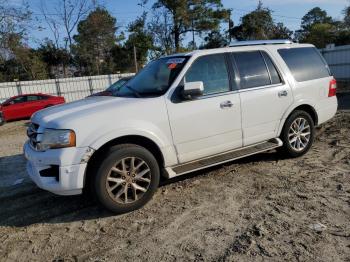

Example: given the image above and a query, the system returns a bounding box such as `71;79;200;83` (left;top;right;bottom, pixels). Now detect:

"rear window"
278;47;330;82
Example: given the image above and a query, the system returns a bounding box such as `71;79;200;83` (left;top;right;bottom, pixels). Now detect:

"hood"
30;95;170;148
32;96;141;129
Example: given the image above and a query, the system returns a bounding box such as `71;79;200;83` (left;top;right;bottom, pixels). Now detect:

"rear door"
166;53;242;163
230;50;293;146
23;95;46;117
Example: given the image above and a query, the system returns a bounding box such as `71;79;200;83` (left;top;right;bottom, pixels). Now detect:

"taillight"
328;79;337;97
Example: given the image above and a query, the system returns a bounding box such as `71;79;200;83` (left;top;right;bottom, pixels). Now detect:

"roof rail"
229;39;293;47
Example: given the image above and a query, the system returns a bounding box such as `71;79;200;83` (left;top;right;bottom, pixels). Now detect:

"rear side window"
278;47;330;82
233;51;271;89
261;52;282;85
27;95;40;101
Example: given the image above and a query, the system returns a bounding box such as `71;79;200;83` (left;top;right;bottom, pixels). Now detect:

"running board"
165;138;282;178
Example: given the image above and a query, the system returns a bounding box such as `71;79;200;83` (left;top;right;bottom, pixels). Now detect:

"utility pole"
228;9;234;43
133;45;138;73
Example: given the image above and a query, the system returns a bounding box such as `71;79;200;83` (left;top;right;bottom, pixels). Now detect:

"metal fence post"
88;77;94;95
15;80;22;95
108;74;112;86
55;78;61;96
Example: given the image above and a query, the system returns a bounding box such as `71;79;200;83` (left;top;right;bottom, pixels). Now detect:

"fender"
88;126;178;167
276;98;317;136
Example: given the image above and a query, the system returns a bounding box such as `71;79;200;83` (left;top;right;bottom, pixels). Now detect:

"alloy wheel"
288;117;311;151
106;157;151;204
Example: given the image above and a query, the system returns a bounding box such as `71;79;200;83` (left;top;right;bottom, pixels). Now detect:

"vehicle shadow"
0;151;281;228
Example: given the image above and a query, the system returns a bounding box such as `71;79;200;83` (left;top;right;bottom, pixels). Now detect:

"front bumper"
23;141;93;195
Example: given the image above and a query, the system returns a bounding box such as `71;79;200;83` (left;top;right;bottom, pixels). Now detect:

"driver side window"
185;54;230;96
11;96;27;104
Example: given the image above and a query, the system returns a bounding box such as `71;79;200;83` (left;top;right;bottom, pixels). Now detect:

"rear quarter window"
278;47;330;82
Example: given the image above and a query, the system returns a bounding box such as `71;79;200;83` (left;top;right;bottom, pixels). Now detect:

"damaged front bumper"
23;141;95;195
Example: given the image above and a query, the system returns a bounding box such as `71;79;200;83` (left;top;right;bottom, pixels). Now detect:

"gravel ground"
0;109;349;261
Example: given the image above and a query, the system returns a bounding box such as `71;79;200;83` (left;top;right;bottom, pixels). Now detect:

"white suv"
24;40;337;213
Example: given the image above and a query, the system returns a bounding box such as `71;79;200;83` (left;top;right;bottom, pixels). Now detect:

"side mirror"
182;81;204;99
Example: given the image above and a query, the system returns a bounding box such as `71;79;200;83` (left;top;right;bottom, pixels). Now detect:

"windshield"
113;56;189;98
106;78;130;92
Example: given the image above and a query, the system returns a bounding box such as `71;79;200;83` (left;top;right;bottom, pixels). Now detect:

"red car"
0;93;65;125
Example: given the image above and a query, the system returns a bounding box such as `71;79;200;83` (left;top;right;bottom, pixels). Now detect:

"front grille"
27;123;41;150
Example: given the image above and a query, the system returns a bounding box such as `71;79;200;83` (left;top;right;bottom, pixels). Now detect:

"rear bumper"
23;141;92;195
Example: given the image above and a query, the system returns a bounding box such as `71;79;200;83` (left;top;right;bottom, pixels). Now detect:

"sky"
23;0;350;47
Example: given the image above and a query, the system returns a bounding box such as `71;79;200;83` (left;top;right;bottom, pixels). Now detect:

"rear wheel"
280;110;315;158
93;144;160;214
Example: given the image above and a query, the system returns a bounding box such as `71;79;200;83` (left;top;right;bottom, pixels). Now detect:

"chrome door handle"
278;90;288;97
220;100;233;108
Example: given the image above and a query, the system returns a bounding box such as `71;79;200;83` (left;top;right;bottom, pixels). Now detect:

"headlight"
38;129;76;150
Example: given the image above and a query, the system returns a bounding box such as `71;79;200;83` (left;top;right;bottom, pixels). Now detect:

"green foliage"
73;8;118;75
300;7;333;31
230;2;292;41
200;30;228;49
153;0;230;51
1;1;350;82
231;3;274;40
0;0;31;49
271;23;293;39
296;7;336;48
38;40;71;78
124;13;153;69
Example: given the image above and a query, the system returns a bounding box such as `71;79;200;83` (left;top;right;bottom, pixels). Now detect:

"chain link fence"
0;73;134;103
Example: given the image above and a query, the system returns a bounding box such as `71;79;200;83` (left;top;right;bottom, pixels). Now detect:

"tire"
0;114;4;126
280;110;315;158
93;144;160;214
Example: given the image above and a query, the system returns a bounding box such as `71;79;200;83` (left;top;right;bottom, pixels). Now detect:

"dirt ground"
0;106;349;261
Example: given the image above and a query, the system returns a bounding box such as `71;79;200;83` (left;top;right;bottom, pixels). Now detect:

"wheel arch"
278;104;318;136
84;135;166;189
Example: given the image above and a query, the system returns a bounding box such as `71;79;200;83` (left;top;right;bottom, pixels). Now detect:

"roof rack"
229;39;293;47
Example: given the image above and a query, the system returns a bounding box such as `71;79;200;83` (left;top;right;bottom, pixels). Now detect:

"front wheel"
0;114;5;126
280;110;315;158
93;144;160;214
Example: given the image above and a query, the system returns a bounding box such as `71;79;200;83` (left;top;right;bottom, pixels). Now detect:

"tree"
73;8;118;75
147;8;174;58
3;34;48;80
271;23;293;39
39;0;95;51
230;2;274;40
200;30;228;49
344;5;350;27
296;7;336;48
300;7;333;32
124;13;153;70
152;0;230;52
0;0;31;50
38;40;71;77
333;5;350;46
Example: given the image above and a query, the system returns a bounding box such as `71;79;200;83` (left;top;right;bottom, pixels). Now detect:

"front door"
166;54;242;163
3;95;28;120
